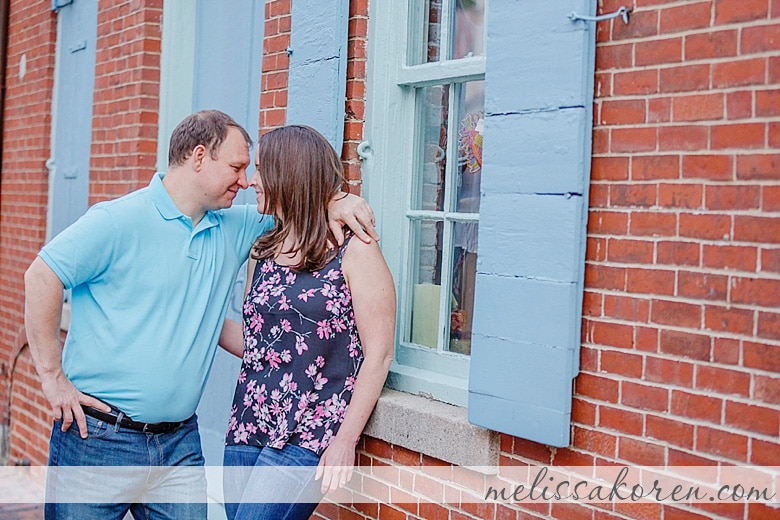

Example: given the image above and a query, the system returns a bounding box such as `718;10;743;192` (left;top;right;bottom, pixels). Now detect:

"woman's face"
249;148;267;214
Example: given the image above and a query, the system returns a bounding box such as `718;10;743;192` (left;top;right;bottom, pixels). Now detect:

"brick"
610;184;657;207
645;356;694;388
626;268;676;296
590;320;635;349
743;341;780;373
636;37;683;66
659;329;710;360
705;305;755;335
596;42;633;70
589;210;628;235
734;215;780;243
725;400;780;436
696;426;748;461
646;414;694;448
670;390;723;423
584;265;627;291
600;99;646;125
613;69;659;96
659;125;708;151
652;298;705;329
657;240;700;266
731;277;780;306
726;90;753;120
622;381;669;412
631;155;679;180
677;271;728;301
601;350;644;378
672;93;724;122
648;97;672;123
607;238;654;263
757;311;780;340
704;242;759;275
764;185;780;212
603;294;651;322
659;64;710;94
705;185;761;211
713;337;740;365
685;30;738;60
756;89;780;117
611;127;657;153
618;436;666;465
754;375;780;405
660;2;712;33
761;248;780;274
711;123;766;150
714;0;769;24
751;437;780;465
682;155;733;180
576;373;620;404
713;58;766;88
658;183;703;209
736;154;780;181
572;427;617;458
679;213;732;241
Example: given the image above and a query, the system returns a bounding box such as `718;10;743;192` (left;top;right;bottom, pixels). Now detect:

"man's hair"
251;125;346;272
168;109;252;167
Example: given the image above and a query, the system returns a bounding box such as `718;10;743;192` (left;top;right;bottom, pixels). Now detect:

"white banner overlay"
1;465;778;506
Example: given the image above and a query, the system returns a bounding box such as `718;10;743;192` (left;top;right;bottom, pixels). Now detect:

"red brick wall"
0;0;163;466
0;0;56;464
308;0;777;519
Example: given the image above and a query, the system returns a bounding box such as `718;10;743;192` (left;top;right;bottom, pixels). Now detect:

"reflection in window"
407;79;484;355
423;0;485;63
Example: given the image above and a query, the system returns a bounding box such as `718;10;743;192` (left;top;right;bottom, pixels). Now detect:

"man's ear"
192;144;207;171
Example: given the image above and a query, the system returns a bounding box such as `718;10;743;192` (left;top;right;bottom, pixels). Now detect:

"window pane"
455;80;484;213
453;0;485;59
449;222;478;354
421;0;486;63
412;85;450;212
409;219;443;349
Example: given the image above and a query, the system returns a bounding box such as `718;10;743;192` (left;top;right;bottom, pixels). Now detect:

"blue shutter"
285;0;350;151
468;0;598;447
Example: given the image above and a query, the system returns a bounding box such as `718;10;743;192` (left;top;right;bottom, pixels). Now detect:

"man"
24;110;377;519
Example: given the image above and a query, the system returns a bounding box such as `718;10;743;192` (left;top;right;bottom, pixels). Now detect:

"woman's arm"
218;256;258;358
315;238;396;493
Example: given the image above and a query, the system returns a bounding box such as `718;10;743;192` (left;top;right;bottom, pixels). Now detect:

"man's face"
201;127;250;210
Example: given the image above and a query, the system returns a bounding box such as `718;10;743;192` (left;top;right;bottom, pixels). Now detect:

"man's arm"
327;192;379;244
24;257;110;439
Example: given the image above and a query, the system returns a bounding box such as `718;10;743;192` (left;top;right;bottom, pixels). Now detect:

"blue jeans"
45;414;207;520
223;444;323;520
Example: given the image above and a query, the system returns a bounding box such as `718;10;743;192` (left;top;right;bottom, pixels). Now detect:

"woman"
219;125;396;519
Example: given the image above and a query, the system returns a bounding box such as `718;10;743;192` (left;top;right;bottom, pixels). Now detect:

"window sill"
363;388;499;474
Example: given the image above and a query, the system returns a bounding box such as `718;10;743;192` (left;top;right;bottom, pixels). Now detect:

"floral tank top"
225;236;363;455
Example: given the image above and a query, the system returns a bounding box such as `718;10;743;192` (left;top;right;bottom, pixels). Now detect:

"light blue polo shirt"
38;173;273;422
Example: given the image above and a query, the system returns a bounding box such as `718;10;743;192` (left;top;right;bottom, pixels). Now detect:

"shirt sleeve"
38;204;117;289
222;204;275;260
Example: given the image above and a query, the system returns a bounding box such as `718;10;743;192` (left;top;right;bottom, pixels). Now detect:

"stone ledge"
363;388;499;474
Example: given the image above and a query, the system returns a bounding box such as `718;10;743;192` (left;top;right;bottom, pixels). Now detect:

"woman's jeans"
223;443;323;520
45;414;207;520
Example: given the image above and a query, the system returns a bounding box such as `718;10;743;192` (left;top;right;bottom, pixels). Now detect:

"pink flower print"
280;372;295;392
270;388;282;401
248;313;264;333
324;269;340;281
280;349;292;363
269;400;284;416
316;320;331;339
315;356;325;368
278;294;290;310
233;423;250;444
313;372;329;390
270;325;280;337
345;376;356;391
305;364;318;378
286;272;297;284
298;288;316;302
261;261;274;273
326;299;341;315
280;319;292;333
331;318;347;334
295;336;308;355
265;348;281;368
237;370;246;384
299;430;314;441
320;283;337;299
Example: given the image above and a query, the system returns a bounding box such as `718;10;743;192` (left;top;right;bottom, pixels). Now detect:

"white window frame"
363;0;486;406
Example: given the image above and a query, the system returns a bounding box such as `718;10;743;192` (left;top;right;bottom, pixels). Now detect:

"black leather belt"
81;405;187;434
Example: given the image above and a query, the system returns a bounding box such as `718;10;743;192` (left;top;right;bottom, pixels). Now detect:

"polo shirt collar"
149;172;183;221
149;172;218;230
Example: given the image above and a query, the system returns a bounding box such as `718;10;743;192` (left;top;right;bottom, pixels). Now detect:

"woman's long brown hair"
250;125;346;271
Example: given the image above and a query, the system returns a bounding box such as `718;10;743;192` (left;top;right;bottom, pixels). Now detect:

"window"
364;0;486;406
365;1;597;446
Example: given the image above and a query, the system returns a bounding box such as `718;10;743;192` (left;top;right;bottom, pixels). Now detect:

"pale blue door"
48;0;97;240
